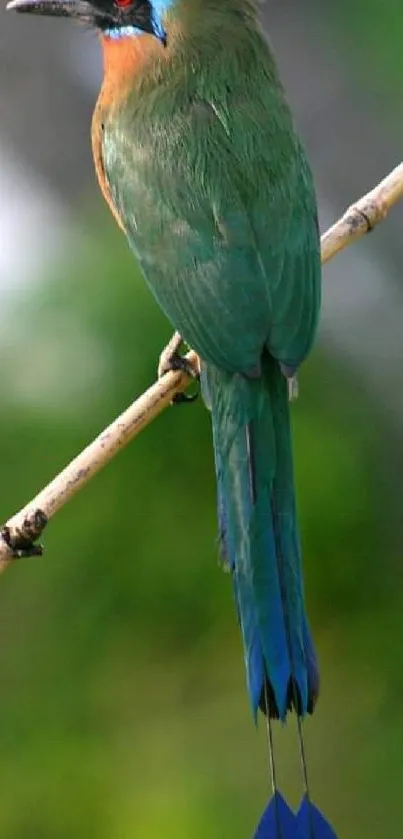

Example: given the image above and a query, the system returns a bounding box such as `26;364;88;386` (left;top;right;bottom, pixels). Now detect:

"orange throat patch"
100;32;158;104
91;32;158;233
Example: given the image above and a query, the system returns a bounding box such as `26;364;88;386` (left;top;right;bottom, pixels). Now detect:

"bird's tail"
201;354;338;839
202;353;318;720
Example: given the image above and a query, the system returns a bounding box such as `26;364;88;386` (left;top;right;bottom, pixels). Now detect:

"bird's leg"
158;331;200;405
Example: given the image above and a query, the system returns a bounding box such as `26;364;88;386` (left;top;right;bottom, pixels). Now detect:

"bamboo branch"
1;161;403;570
321;161;403;263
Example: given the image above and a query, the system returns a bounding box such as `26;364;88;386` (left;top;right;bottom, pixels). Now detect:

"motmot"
8;0;338;834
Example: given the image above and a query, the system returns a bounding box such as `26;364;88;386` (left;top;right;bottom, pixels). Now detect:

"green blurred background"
1;2;403;838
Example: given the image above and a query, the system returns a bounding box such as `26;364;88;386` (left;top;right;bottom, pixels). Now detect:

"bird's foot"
158;331;199;405
1;509;48;558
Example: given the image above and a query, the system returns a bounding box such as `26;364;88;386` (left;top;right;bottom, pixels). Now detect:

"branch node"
356;207;375;232
0;509;48;560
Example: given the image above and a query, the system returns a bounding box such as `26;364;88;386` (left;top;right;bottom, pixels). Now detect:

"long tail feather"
201;360;338;839
201;356;318;719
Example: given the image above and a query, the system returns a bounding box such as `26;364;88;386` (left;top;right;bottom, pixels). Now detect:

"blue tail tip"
253;791;299;838
252;792;339;838
296;795;339;839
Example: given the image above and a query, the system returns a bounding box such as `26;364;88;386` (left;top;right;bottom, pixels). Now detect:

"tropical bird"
7;0;338;835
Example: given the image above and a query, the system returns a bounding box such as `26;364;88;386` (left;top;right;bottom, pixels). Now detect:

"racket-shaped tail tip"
253;792;302;839
296;795;339;839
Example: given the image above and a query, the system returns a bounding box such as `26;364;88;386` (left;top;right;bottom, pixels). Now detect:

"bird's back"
98;3;321;375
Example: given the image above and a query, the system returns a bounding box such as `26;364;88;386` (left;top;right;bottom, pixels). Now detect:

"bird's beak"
6;0;92;18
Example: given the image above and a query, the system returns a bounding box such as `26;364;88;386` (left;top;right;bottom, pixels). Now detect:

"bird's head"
6;0;169;44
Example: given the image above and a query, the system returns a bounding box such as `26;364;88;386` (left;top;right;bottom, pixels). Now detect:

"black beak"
6;0;94;19
7;0;167;41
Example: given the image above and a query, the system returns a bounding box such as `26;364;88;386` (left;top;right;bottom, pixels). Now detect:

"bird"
7;0;338;835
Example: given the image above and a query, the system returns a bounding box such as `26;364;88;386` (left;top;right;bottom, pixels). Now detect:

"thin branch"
1;161;403;570
321;161;403;263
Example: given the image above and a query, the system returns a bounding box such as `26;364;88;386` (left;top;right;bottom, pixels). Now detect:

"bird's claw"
158;331;200;405
1;509;48;559
172;389;199;405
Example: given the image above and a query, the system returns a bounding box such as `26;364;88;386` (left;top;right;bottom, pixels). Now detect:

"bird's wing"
101;88;321;374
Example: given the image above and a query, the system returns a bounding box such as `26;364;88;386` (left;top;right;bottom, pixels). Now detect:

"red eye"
114;0;133;7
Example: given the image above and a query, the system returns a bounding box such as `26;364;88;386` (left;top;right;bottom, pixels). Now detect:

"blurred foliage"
330;1;403;101
0;220;402;839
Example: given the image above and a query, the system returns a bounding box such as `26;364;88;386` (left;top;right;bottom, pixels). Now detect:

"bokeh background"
0;2;403;837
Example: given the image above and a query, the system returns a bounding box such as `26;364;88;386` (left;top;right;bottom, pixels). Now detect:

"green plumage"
101;0;321;718
102;0;320;374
